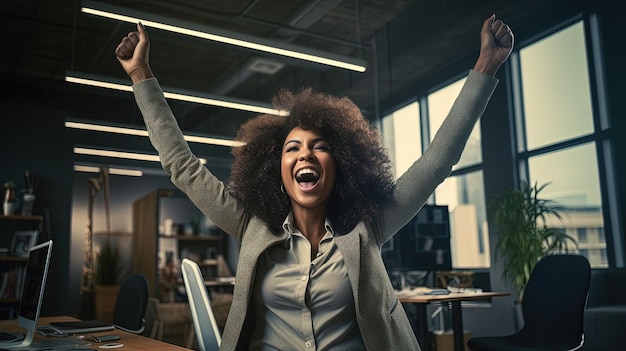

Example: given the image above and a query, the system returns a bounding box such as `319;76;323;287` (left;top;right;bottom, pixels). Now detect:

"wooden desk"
399;291;510;351
0;316;193;351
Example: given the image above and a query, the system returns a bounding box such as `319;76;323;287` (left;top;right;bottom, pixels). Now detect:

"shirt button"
301;275;307;281
303;308;309;313
305;341;312;348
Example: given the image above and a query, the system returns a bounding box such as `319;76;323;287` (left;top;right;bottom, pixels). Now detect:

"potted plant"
94;240;123;286
85;166;130;322
93;238;125;322
490;180;577;302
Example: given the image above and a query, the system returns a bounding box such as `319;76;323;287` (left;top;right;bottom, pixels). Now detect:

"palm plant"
490;180;577;301
94;240;124;285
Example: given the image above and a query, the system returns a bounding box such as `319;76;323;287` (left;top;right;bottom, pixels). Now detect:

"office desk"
0;316;192;351
399;291;510;351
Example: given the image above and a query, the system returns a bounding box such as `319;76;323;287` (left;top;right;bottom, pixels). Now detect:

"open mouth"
296;168;320;189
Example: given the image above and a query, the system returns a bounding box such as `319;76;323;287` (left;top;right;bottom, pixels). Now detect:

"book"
0;272;8;298
46;319;115;334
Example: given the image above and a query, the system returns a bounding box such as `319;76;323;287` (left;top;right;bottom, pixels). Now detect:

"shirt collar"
282;212;335;237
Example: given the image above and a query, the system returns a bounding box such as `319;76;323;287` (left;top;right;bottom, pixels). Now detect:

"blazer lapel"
334;223;363;301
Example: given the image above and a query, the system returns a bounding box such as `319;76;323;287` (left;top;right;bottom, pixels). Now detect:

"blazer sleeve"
377;69;499;242
132;78;249;238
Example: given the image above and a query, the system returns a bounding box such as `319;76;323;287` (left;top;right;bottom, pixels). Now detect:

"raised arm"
379;15;513;239
114;23;248;238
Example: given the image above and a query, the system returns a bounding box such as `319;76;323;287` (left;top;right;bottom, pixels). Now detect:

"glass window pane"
520;21;594;150
382;102;421;179
428;78;482;168
527;142;606;267
434;171;490;268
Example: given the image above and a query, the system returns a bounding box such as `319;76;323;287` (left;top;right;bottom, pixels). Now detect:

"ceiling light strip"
161;91;283;116
65;71;288;117
74;165;143;177
65;121;243;147
81;1;366;72
74;147;207;165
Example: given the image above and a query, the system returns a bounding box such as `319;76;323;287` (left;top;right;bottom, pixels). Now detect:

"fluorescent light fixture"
65;120;243;147
65;71;288;117
74;165;143;177
74;147;207;165
81;0;366;72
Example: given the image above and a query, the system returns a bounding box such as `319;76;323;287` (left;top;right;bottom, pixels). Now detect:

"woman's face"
281;126;336;212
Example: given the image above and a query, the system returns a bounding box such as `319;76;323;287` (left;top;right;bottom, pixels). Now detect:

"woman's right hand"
115;22;154;84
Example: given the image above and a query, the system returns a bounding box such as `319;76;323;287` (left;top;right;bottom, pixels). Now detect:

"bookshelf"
0;214;44;319
132;189;228;301
382;205;452;288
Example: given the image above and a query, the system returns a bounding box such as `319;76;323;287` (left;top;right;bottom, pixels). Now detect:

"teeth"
296;168;320;183
296;168;319;178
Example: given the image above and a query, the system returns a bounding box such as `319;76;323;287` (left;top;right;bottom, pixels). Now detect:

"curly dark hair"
228;87;395;235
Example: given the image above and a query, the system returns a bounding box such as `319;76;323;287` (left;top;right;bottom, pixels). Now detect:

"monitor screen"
18;240;52;325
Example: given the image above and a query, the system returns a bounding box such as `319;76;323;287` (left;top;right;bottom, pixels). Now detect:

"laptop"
181;258;221;351
0;240;90;350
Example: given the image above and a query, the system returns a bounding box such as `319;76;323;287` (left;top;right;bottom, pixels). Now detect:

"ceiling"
1;0;579;169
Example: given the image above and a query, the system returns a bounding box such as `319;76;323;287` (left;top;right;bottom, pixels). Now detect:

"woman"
115;14;513;350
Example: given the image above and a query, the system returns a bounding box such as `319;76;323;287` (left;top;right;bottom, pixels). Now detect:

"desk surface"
398;290;510;351
398;290;510;303
0;316;192;351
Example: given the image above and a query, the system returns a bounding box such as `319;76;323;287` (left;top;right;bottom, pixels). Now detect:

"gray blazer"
133;69;498;350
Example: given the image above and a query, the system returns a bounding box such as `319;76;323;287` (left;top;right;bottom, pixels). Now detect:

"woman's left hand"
474;14;514;76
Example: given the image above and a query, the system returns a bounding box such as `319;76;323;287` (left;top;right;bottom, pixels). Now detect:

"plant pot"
3;201;19;216
3;185;20;215
94;284;120;323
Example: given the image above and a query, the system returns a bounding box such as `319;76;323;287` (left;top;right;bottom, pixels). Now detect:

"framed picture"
10;230;39;257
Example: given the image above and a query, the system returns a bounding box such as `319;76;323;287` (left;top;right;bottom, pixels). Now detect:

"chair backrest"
112;273;150;334
181;258;221;351
518;254;591;349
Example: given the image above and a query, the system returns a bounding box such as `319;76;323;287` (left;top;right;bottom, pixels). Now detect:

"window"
381;15;619;272
597;228;605;242
435;171;490;268
382;102;421;179
513;18;612;268
518;22;594;150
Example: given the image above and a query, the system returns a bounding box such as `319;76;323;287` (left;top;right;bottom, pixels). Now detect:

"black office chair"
112;273;150;334
467;254;591;351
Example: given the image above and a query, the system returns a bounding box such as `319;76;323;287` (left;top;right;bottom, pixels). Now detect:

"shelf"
0;214;43;311
0;257;28;263
175;277;235;287
0;215;44;221
133;189;229;300
0;298;19;303
198;259;218;267
159;234;222;241
170;235;222;241
93;231;132;236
